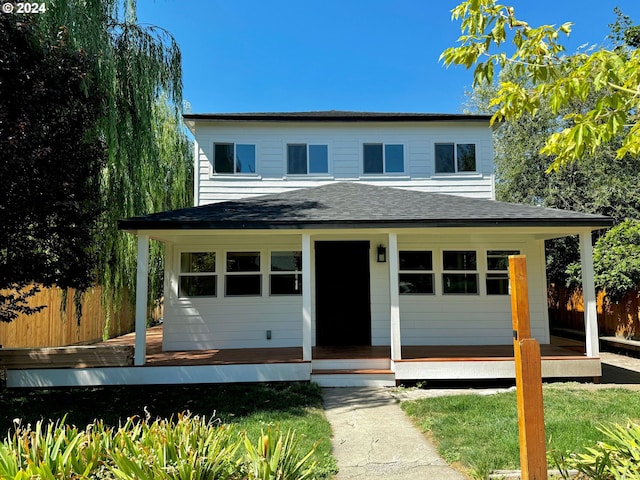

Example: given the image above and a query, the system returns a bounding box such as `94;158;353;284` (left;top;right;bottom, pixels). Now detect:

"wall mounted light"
377;245;387;263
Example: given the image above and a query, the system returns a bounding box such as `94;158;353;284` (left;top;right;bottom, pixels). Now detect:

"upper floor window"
435;143;476;173
287;144;328;175
214;143;256;174
363;143;404;174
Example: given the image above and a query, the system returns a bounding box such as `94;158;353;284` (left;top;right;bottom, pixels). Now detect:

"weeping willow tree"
35;0;192;334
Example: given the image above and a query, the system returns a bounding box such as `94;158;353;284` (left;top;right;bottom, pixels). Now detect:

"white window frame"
442;250;479;295
224;251;262;297
398;250;434;295
269;250;303;296
434;142;477;174
486;250;520;295
177;251;218;298
286;143;329;175
362;143;405;174
212;142;257;175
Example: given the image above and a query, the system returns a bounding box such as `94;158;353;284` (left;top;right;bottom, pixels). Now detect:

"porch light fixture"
377;244;387;263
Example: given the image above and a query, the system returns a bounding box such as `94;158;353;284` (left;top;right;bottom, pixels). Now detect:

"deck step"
311;368;396;387
312;358;391;371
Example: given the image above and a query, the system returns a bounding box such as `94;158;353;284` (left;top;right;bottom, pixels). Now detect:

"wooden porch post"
302;234;312;361
134;234;149;366
388;232;402;361
509;255;547;480
579;232;600;358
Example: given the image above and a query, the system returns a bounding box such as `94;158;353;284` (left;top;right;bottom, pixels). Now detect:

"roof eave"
118;218;614;231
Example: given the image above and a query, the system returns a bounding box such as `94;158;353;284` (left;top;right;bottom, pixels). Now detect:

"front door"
315;241;371;346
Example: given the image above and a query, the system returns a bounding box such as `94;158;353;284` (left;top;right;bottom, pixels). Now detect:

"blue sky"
137;0;640;114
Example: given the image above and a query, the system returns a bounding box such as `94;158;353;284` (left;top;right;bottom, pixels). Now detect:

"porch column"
579;232;600;358
134;234;149;366
388;232;402;361
302;234;312;361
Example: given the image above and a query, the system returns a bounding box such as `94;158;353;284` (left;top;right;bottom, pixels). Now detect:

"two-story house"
7;111;612;388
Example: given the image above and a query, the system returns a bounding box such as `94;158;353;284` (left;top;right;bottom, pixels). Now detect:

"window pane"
309;144;328;173
443;251;477;270
457;144;476;172
271;251;302;272
399;273;434;294
385;144;404;172
214;143;234;173
226;275;261;296
399;251;432;270
487;274;510;295
236;144;256;173
179;276;217;297
443;273;478;294
487;251;520;270
181;252;216;273
363;144;383;173
287;144;307;174
227;252;260;272
270;273;302;295
435;144;454;173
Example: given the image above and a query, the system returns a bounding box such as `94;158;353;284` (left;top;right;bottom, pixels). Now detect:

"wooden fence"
0;286;139;348
548;284;640;340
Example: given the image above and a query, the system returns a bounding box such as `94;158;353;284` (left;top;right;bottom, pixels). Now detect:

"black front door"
315;241;371;346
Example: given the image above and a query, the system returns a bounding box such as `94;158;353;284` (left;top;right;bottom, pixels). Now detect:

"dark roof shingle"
118;182;613;231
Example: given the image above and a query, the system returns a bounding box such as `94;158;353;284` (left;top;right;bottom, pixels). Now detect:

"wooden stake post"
509;255;548;480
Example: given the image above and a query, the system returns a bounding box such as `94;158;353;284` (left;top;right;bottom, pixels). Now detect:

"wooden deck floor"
101;325;585;367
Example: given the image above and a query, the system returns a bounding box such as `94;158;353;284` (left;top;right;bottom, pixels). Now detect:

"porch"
4;325;597;388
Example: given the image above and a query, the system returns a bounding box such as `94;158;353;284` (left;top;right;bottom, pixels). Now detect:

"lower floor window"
226;252;261;296
443;273;479;294
270;251;302;295
179;276;217;297
486;250;520;295
226;275;262;296
442;250;478;294
399;250;434;294
179;252;217;297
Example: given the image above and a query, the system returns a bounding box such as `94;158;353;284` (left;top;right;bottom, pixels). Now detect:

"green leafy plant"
0;418;107;479
108;413;240;480
242;427;319;480
570;421;640;479
592;220;640;303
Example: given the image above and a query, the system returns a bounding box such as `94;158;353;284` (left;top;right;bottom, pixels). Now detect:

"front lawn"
401;385;640;478
0;382;337;478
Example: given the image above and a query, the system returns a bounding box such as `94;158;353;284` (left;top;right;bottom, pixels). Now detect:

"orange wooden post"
509;255;548;480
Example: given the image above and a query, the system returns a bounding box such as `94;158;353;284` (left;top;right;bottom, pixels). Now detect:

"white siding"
164;236;303;350
163;231;549;351
397;237;549;346
192;121;495;205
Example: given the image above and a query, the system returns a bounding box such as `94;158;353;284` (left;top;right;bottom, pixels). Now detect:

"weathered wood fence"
548;284;640;340
0;286;139;348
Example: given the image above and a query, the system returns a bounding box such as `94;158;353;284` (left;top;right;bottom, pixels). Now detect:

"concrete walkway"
322;351;640;479
322;387;467;479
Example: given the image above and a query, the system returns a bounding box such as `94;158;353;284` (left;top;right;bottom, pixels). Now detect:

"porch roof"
118;182;613;232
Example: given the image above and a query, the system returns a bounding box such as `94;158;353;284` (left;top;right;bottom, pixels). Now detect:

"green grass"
401;385;640;478
0;382;337;478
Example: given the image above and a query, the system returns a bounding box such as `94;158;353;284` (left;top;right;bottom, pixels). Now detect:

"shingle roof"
118;182;613;231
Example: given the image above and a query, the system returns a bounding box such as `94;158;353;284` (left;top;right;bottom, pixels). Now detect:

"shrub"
0;413;323;479
564;421;640;479
242;427;318;480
